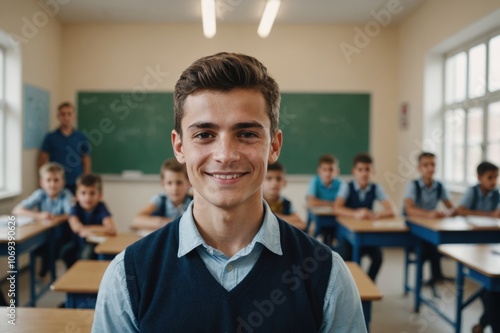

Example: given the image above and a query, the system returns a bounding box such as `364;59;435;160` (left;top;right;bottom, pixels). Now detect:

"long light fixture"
257;0;281;38
201;0;216;38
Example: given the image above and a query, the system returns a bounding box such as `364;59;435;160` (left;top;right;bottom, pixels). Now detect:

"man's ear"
172;130;186;164
268;130;283;164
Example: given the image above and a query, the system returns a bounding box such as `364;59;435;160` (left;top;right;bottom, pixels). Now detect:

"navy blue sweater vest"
124;216;332;333
345;181;376;210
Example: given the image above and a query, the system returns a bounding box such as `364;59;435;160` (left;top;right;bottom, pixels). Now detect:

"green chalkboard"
78;92;174;174
78;92;370;175
278;93;370;174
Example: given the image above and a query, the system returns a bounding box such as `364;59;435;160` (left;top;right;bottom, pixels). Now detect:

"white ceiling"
55;0;425;25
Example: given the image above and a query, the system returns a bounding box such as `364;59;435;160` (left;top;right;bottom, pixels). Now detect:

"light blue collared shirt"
307;175;344;202
459;185;500;212
19;188;73;215
92;201;367;333
403;178;450;210
337;180;388;203
149;193;192;218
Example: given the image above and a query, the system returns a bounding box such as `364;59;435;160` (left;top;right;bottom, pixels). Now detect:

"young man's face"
317;162;336;186
57;106;75;129
478;170;499;192
161;170;191;206
418;157;436;180
76;185;102;211
40;172;65;198
263;170;286;200
352;162;372;187
172;88;282;210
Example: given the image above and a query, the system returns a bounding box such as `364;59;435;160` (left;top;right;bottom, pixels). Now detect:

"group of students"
291;151;498;333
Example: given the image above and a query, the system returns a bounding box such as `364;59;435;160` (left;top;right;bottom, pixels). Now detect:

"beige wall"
396;0;500;204
60;23;400;230
0;0;62;213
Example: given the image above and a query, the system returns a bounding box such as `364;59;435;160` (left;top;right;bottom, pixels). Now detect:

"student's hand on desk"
79;228;91;238
355;208;375;220
427;211;445;219
37;212;53;221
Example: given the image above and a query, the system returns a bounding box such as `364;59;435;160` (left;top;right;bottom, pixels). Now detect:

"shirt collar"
417;178;438;190
177;200;282;258
352;180;371;192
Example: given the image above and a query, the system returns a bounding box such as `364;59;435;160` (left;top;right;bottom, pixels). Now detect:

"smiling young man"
92;53;366;333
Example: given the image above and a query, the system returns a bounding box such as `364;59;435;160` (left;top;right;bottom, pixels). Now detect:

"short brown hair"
418;152;436;163
267;161;285;172
57;102;73;112
353;153;373;166
77;174;103;192
160;158;188;180
318;154;336;166
174;52;280;137
39;162;65;178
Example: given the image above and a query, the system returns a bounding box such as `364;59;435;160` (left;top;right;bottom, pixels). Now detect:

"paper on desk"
0;215;35;227
86;235;108;244
465;216;500;227
372;221;405;228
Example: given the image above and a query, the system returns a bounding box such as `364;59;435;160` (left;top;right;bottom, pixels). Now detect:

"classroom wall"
60;23;400;230
0;0;62;213
396;0;500;197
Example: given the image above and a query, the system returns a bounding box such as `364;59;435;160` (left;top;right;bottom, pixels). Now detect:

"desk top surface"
439;244;500;278
94;232;141;254
407;216;500;232
51;260;110;293
0;219;66;244
0;307;94;332
346;262;383;301
338;216;408;233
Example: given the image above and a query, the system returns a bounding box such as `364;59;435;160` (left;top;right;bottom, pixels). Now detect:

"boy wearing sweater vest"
404;152;455;284
263;162;306;230
12;162;73;275
93;53;366;333
61;174;117;266
457;161;500;333
131;158;192;232
334;153;395;281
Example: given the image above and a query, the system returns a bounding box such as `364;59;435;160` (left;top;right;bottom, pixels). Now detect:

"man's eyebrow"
187;122;219;131
231;122;265;130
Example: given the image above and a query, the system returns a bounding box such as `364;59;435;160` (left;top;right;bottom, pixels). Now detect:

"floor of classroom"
0;248;491;333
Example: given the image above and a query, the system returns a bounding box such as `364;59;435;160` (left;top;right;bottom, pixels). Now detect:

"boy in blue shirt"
457;161;500;333
307;154;344;242
12;162;74;275
263;162;306;230
404;152;455;284
62;174;117;266
334;153;395;281
132;158;192;232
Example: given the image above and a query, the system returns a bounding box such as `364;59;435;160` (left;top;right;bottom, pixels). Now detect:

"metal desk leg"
455;262;465;333
352;234;362;264
29;251;36;307
414;241;423;312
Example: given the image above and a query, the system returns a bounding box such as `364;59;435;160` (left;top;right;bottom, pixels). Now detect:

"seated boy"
61;174;116;266
306;154;344;241
404;152;455;284
263;162;306;230
132;158;192;232
334;153;395;281
12;162;73;275
457;161;500;333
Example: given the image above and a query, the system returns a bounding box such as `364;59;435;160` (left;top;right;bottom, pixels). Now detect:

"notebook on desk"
0;215;35;227
465;216;500;228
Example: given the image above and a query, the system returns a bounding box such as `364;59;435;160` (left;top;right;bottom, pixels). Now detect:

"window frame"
442;28;500;187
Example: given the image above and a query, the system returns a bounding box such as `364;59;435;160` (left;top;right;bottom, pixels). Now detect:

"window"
443;29;500;186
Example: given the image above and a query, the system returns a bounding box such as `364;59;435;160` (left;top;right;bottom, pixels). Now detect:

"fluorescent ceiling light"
257;0;281;38
201;0;216;38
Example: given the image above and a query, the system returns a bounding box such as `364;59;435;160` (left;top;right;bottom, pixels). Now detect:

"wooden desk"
438;244;500;333
406;216;500;320
346;262;383;332
0;307;94;332
94;232;141;260
0;219;66;306
51;260;110;308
